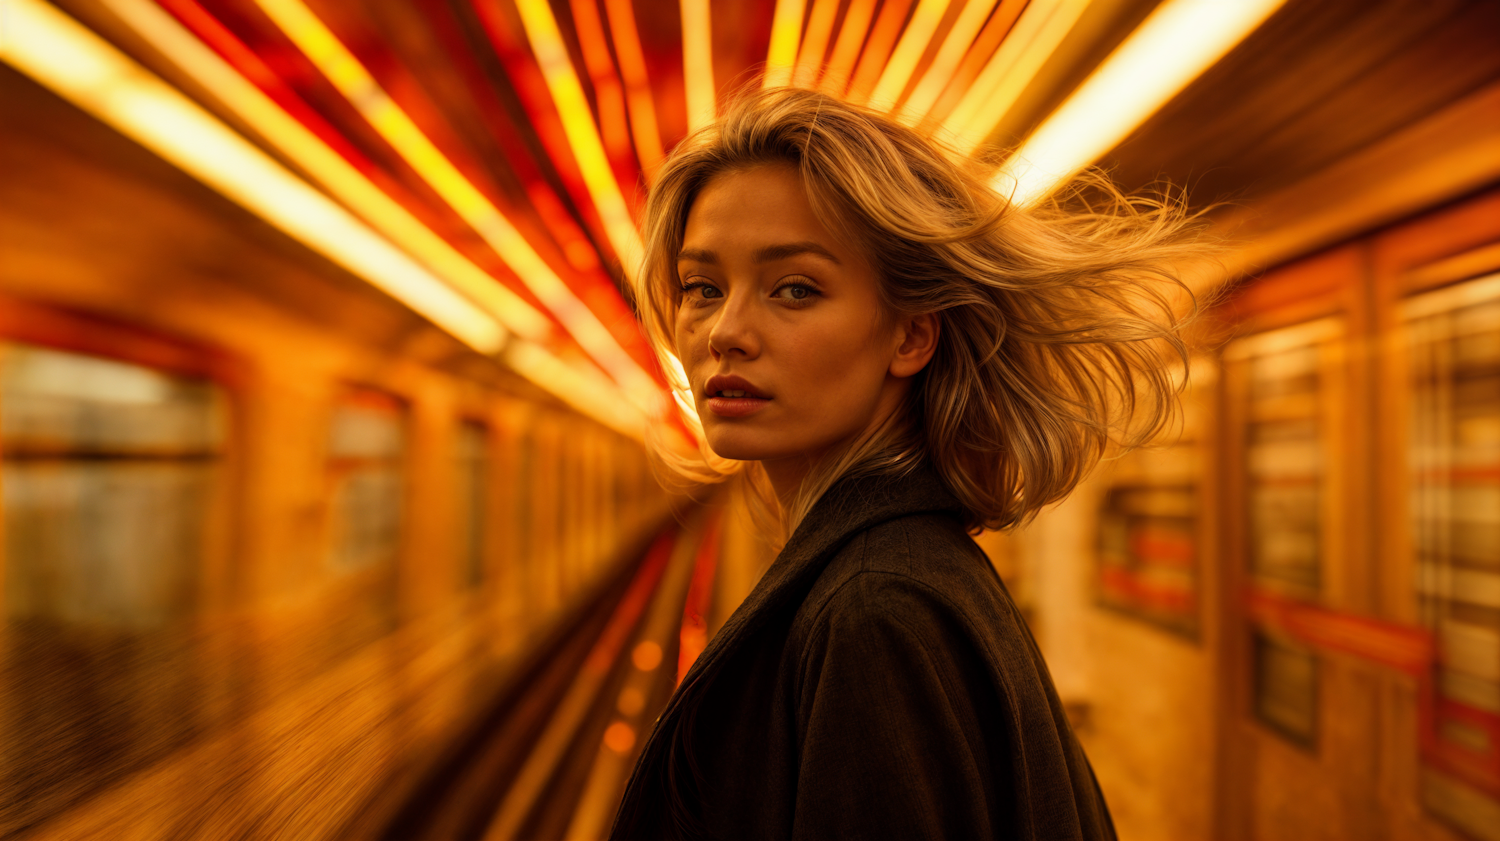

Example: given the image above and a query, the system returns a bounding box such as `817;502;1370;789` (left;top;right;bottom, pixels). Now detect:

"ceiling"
17;0;1500;423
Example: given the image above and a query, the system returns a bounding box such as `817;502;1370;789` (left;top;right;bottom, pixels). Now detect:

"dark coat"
612;466;1115;840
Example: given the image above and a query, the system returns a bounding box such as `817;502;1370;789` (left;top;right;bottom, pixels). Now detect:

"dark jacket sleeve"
792;571;1017;840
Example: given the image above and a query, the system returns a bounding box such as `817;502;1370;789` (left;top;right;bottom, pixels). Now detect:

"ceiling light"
679;0;715;130
865;0;954;110
943;0;1095;154
995;0;1289;206
250;0;659;411
0;0;506;354
762;0;808;89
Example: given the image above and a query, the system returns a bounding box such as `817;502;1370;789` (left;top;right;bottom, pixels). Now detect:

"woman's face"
674;164;928;486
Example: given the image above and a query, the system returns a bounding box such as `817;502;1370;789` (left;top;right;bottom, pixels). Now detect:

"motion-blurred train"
2;0;1498;839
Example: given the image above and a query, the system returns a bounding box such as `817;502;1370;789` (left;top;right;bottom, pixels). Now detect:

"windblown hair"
635;87;1207;538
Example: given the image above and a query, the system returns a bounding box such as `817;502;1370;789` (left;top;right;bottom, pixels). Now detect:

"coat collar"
675;462;964;695
612;463;967;836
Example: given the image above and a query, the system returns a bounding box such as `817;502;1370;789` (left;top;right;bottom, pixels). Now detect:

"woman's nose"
707;296;760;360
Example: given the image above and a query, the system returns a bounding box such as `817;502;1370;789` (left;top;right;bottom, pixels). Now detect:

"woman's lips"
703;374;770;417
705;394;770;417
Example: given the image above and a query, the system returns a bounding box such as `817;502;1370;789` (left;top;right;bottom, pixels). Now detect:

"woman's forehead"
682;165;851;257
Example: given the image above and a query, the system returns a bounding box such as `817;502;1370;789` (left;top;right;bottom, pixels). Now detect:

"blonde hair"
636;87;1206;539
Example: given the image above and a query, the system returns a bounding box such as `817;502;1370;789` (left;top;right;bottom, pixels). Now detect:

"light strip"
865;0;954;109
995;0;1289;206
791;0;840;88
570;0;635;164
821;0;878;95
896;0;1001;124
679;0;715;131
603;0;665;180
920;0;1026;129
250;0;659;410
0;0;506;354
505;342;646;439
96;0;552;344
508;0;646;275
762;0;807;89
846;0;915;103
943;0;1094;154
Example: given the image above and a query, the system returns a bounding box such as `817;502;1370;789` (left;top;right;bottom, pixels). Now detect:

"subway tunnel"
2;1;1499;839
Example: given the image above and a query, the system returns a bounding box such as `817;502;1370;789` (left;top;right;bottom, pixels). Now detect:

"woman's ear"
890;312;940;378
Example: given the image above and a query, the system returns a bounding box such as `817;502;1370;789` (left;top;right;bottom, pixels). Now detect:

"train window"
1252;632;1319;745
1405;274;1500;831
1229;318;1343;597
326;391;404;573
456;421;487;589
0;342;224;828
1095;365;1207;638
2;342;223;624
1226;319;1342;749
1097;481;1199;637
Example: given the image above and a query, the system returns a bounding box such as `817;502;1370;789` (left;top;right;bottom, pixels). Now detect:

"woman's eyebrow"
678;247;717;264
754;241;840;264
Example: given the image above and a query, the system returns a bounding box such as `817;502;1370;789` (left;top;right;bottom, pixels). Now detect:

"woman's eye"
680;281;722;302
772;283;816;302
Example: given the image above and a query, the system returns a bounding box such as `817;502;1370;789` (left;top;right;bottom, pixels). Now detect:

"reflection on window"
327;392;404;573
456;422;487;589
1405;274;1500;835
1;342;223;831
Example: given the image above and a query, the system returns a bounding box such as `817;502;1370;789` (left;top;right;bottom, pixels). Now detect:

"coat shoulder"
804;512;1004;617
792;512;1025;668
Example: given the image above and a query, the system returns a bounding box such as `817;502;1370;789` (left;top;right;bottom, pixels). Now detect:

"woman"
612;87;1203;840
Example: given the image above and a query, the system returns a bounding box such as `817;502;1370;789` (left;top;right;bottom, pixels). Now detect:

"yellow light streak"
864;0;954;109
0;0;506;354
896;0;1001;124
821;0;878;95
509;0;646;273
846;0;914;103
995;0;1290;206
791;0;840;88
762;0;807;89
603;0;665;179
943;0;1094;154
504;341;647;439
679;0;715;131
250;0;659;411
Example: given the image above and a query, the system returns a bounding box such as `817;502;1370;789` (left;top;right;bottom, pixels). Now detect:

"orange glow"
617;686;646;716
1;0;508;354
604;721;637;753
897;0;1002;124
945;0;1095;154
603;0;666;180
996;0;1290;205
631;640;663;671
846;0;914;103
821;0;878;95
865;0;955;109
791;0;840;88
762;0;807;89
680;0;715;130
